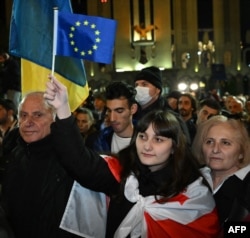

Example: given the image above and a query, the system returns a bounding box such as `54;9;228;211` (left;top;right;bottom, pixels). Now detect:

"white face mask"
135;86;152;106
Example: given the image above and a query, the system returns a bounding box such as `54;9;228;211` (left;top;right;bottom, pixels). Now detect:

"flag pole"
51;7;58;79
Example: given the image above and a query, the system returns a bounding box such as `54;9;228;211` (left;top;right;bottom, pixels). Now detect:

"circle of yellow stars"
68;19;101;57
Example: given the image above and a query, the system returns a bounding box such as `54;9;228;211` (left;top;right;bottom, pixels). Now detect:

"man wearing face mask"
133;66;191;144
133;66;168;120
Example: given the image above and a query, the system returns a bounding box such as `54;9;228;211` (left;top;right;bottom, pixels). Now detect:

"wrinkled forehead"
19;95;51;114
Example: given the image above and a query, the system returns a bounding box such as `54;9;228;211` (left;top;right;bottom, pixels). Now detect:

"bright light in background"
116;68;125;72
135;64;147;71
178;82;187;91
115;66;133;72
190;83;198;91
199;81;206;88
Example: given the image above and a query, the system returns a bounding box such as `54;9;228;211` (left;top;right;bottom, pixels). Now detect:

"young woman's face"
136;123;173;172
202;123;243;175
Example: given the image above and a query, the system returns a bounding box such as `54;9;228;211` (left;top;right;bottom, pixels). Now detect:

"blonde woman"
192;115;250;225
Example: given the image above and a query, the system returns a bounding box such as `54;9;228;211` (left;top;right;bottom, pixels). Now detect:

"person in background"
165;90;182;113
90;81;138;153
0;99;18;186
221;95;246;120
209;88;221;103
0;52;21;109
1;91;82;238
92;92;107;130
196;98;221;126
178;93;197;143
227;96;245;119
80;90;95;111
133;66;191;144
0;99;18;144
133;66;166;121
73;107;97;147
44;76;220;238
192;115;250;226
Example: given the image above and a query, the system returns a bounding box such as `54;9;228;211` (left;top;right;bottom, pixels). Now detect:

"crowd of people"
0;64;249;237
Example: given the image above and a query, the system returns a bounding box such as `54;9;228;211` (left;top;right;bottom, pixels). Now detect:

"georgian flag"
60;156;219;238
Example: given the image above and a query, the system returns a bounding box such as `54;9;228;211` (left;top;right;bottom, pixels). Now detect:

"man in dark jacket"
133;66;166;121
1;92;80;238
133;66;191;144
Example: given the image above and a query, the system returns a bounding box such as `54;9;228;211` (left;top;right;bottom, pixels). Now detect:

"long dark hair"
119;110;203;201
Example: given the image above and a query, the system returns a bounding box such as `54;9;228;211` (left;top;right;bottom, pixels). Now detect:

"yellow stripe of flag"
21;59;89;112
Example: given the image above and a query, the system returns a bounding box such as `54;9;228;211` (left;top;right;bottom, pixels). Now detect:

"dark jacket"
185;117;197;144
52;116;121;237
0;125;19;184
1;133;80;238
227;171;250;222
133;96;167;121
214;174;246;225
86;126;113;153
87;119;137;153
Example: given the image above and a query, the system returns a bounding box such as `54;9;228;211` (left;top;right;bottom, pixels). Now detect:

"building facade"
1;0;250;97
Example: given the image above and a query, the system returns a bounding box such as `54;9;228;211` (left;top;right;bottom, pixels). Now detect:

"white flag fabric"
60;181;107;238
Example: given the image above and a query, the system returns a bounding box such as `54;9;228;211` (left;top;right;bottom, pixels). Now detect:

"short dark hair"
199;98;221;111
93;92;106;102
0;99;17;116
0;52;9;60
105;81;137;107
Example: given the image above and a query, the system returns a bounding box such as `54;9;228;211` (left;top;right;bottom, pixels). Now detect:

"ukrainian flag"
9;0;88;111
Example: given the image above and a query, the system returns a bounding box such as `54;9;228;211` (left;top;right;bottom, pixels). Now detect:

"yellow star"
93;45;98;50
70;26;75;31
81;51;86;56
74;47;79;52
69;33;74;38
88;50;93;55
91;24;96;29
83;20;89;26
95;30;100;35
70;41;75;46
75;21;81;26
96;38;101;43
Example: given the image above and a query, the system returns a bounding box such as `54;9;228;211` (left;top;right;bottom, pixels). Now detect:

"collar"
234;164;250;180
200;165;250;193
18;134;53;153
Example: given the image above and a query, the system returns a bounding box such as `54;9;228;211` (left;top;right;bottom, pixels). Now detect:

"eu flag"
57;12;117;64
9;0;89;111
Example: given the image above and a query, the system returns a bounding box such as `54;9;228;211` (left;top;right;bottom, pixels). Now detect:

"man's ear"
131;103;138;115
7;109;14;117
155;87;160;95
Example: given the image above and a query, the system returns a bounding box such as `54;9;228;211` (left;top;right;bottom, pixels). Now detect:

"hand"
44;75;71;119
